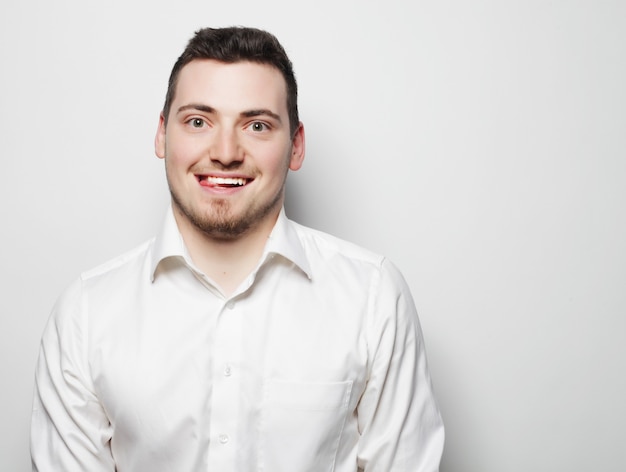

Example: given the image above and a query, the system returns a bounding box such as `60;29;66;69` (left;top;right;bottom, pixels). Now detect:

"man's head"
162;27;299;137
155;27;305;241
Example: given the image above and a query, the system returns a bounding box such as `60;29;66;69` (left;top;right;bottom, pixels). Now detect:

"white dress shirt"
31;206;444;471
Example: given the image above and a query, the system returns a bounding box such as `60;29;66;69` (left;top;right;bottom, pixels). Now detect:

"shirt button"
219;434;229;444
225;301;235;310
223;365;232;377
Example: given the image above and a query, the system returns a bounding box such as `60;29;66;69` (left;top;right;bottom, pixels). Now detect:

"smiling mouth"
198;175;251;188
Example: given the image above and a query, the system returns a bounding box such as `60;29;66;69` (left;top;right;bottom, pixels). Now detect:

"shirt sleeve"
356;258;445;471
31;278;116;471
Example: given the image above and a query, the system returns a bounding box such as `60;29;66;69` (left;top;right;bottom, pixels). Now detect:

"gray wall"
1;1;624;470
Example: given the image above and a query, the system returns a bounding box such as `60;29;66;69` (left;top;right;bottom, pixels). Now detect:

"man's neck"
173;206;279;297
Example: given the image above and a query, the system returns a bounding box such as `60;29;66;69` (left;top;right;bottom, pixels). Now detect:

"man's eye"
189;118;205;128
249;121;268;132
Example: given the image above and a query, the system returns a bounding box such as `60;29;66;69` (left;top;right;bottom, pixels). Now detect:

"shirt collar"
264;207;312;279
149;205;187;282
150;205;312;282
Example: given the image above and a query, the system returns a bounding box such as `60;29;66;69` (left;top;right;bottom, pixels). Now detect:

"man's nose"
210;128;243;166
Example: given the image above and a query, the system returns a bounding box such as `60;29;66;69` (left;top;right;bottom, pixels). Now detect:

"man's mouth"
197;175;251;188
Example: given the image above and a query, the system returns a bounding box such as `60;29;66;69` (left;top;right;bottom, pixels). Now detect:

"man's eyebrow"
177;104;215;114
241;109;282;123
176;105;281;123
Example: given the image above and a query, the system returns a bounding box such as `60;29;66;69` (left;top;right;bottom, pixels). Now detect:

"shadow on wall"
284;174;309;225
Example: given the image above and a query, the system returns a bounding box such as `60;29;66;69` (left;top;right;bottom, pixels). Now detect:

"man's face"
155;59;305;240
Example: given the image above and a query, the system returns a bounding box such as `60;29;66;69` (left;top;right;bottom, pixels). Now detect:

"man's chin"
170;189;283;241
199;220;252;240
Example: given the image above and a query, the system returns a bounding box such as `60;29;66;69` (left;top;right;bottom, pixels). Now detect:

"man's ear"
155;113;166;159
289;122;306;171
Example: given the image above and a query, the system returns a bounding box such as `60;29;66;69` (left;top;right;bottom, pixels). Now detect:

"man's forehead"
173;59;288;111
177;59;287;92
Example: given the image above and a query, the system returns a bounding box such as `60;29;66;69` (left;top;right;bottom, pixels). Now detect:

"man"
31;27;444;471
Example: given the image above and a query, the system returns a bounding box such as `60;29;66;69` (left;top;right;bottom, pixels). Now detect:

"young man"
31;27;444;471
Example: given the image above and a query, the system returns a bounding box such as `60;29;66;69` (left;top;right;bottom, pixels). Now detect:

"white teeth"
206;176;247;186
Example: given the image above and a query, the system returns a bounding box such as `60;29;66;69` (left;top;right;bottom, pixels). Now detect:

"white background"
1;1;625;471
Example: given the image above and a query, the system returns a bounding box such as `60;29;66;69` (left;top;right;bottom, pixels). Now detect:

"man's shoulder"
80;237;156;284
47;238;156;329
286;220;413;312
289;219;385;268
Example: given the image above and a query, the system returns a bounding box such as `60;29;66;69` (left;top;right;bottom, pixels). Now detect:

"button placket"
206;298;241;465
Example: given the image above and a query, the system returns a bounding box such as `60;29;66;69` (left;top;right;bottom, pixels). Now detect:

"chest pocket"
259;379;353;472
